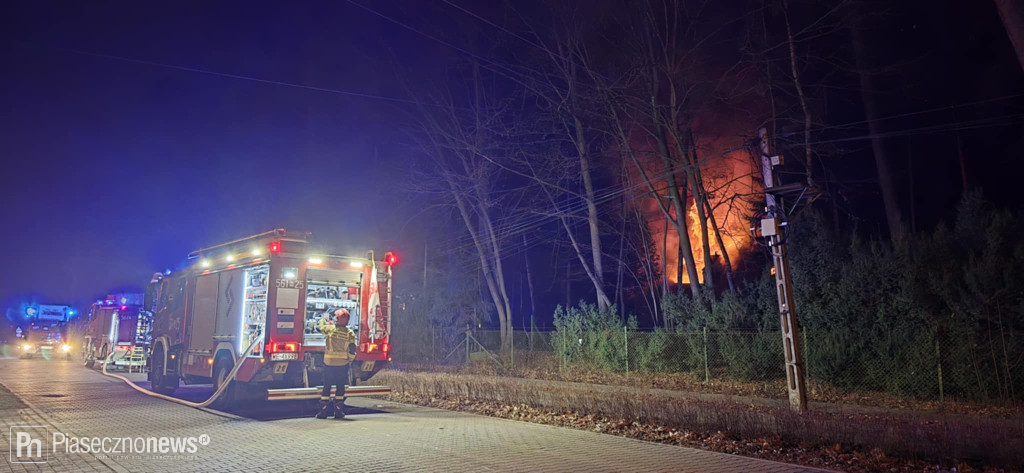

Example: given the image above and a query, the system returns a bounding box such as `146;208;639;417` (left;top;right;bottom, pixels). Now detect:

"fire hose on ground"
99;329;262;409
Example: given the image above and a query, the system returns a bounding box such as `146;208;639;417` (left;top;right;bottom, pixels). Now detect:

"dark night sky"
0;2;451;311
2;1;1023;324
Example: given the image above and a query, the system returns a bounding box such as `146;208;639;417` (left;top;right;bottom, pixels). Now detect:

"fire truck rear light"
383;343;389;353
269;242;282;253
269;342;298;353
367;343;378;352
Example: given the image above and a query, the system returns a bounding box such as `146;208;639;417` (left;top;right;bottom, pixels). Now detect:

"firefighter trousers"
320;364;349;400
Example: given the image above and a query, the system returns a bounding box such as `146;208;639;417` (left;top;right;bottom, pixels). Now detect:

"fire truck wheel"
84;358;95;369
150;347;179;395
212;360;236;407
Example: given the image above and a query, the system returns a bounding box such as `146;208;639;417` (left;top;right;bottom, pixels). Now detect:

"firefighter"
316;308;357;419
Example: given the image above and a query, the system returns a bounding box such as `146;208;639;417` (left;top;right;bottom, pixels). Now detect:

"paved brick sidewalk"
1;358;834;472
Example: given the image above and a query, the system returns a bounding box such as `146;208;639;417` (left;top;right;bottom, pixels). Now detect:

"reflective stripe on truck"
265;385;391;401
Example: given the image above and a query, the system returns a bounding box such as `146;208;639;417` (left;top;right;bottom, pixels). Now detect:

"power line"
30;43;439;108
802;93;1024;135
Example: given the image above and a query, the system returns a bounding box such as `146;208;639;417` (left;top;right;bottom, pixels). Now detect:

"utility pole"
756;127;809;412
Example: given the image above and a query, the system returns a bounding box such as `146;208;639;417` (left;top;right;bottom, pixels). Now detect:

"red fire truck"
81;294;152;370
147;229;393;403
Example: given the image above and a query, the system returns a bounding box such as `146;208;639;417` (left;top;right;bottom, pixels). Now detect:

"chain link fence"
392;327;1023;407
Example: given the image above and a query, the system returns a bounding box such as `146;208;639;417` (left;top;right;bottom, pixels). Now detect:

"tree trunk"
851;22;904;242
663;217;670;295
784;3;815;187
451;190;510;350
650;66;701;297
477;200;513;350
655;129;701;297
686;169;714;293
523;234;536;326
565;257;571;310
615;192;627;319
575;115;607;310
558;216;614;309
995;0;1024;72
685;129;734;293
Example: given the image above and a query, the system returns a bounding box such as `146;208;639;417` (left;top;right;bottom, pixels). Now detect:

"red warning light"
269;241;282;253
385;252;397;265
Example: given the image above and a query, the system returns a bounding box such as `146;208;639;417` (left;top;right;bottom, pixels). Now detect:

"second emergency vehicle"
81;294;152;370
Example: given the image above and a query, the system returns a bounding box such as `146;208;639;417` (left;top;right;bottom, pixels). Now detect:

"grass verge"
397;355;1023;419
377;369;1024;473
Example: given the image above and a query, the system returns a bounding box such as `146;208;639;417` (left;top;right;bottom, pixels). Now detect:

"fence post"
703;326;710;384
511;331;515;371
465;326;471;366
624;326;629;380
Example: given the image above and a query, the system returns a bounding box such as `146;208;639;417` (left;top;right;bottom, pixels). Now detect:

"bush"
552;302;634;371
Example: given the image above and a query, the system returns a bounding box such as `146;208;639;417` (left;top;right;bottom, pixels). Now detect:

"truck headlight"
23;344;32;351
61;344;71;352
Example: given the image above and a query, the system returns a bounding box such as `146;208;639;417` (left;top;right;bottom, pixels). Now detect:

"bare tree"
850;15;905;241
407;76;517;350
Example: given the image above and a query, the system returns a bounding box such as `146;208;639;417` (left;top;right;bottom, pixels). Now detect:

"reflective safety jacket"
318;318;357;366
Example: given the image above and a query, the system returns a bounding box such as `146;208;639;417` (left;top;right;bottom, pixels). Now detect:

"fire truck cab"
82;294;152;370
147;229;393;402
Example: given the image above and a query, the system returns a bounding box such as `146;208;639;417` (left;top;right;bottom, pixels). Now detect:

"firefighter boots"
333;400;346;419
315;399;332;419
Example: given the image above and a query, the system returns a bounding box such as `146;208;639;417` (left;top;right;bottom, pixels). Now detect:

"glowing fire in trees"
641;148;759;285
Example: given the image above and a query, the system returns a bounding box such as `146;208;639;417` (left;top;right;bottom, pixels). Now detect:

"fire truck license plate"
273;362;289;374
361;360;375;372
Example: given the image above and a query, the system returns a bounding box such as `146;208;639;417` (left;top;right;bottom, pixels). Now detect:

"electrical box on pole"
756;127;809;412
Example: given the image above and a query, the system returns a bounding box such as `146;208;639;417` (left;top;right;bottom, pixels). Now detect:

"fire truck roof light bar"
188;229;310;259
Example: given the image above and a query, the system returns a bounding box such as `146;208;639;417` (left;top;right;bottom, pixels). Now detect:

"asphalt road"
1;356;830;472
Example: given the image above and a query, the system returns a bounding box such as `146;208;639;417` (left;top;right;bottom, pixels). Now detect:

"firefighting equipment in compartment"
318;317;356;366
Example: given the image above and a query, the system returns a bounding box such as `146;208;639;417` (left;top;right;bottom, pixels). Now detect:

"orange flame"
643;148;758;285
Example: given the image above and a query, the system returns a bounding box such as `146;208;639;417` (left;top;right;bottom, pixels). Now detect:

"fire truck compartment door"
188;273;219;353
214;269;244;338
